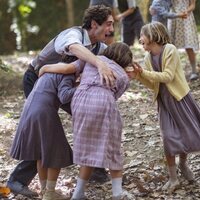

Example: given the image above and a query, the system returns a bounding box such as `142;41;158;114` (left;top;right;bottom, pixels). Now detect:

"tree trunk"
65;0;74;27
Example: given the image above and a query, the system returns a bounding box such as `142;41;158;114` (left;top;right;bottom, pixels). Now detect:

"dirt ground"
0;46;200;200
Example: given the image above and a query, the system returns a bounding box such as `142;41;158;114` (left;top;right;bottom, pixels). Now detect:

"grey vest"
32;27;101;73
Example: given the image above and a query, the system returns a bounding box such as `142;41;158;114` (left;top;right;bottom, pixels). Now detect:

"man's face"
92;15;114;42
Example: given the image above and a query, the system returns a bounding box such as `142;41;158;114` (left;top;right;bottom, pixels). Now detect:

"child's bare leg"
37;160;47;191
46;168;60;190
43;167;68;200
179;153;194;181
186;48;198;80
79;166;94;180
71;166;93;199
162;155;179;192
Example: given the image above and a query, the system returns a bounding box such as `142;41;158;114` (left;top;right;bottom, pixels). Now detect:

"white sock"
112;177;123;197
46;180;56;191
72;178;86;199
190;61;197;73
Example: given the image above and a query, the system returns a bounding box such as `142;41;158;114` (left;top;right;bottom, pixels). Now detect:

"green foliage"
0;59;10;72
0;0;199;54
73;0;89;25
26;0;90;50
18;4;32;17
25;0;67;50
194;0;200;25
9;0;36;51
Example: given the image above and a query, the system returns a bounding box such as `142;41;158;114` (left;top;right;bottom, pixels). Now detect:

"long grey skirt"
158;84;200;156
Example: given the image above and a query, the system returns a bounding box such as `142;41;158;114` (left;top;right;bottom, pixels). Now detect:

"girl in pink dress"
40;42;135;199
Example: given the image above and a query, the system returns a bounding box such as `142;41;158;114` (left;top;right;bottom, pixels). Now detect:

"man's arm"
115;0;136;21
69;43;116;86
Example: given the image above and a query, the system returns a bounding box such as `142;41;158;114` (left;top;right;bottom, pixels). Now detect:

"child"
149;0;187;27
10;72;77;200
39;42;135;199
129;22;200;192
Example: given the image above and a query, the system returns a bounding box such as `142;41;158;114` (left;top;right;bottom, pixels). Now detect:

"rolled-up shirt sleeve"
113;0;118;7
55;29;83;55
127;0;136;8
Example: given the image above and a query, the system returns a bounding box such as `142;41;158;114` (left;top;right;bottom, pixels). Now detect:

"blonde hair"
141;22;171;45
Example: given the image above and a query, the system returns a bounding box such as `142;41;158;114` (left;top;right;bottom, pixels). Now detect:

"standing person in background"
6;5;114;198
168;0;199;81
89;0;118;45
115;0;144;47
129;22;200;192
149;0;187;27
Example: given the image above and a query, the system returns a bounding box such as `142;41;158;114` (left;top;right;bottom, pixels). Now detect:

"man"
7;5;115;198
89;0;118;44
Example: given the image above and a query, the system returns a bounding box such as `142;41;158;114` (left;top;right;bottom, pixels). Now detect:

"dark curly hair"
102;42;133;68
82;5;112;30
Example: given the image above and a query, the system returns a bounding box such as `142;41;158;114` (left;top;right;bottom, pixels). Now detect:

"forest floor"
0;45;200;200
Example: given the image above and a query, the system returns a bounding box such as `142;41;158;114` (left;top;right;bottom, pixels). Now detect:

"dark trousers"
8;69;38;186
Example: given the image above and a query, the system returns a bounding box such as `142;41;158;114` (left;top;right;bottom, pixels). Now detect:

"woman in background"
168;0;199;81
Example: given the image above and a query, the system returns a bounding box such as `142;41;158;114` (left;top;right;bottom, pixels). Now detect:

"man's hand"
96;59;116;87
115;14;123;21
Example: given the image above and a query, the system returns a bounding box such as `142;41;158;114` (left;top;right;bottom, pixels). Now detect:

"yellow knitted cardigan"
137;43;190;102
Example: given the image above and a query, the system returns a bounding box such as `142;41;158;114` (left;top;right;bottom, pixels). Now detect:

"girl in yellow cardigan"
128;22;200;192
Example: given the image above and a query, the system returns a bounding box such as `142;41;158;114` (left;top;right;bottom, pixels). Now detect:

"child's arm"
186;0;196;13
140;46;179;83
150;1;187;19
39;62;76;77
125;62;155;90
154;6;187;19
115;7;134;21
133;62;155;90
39;59;85;77
163;11;187;19
58;74;76;105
